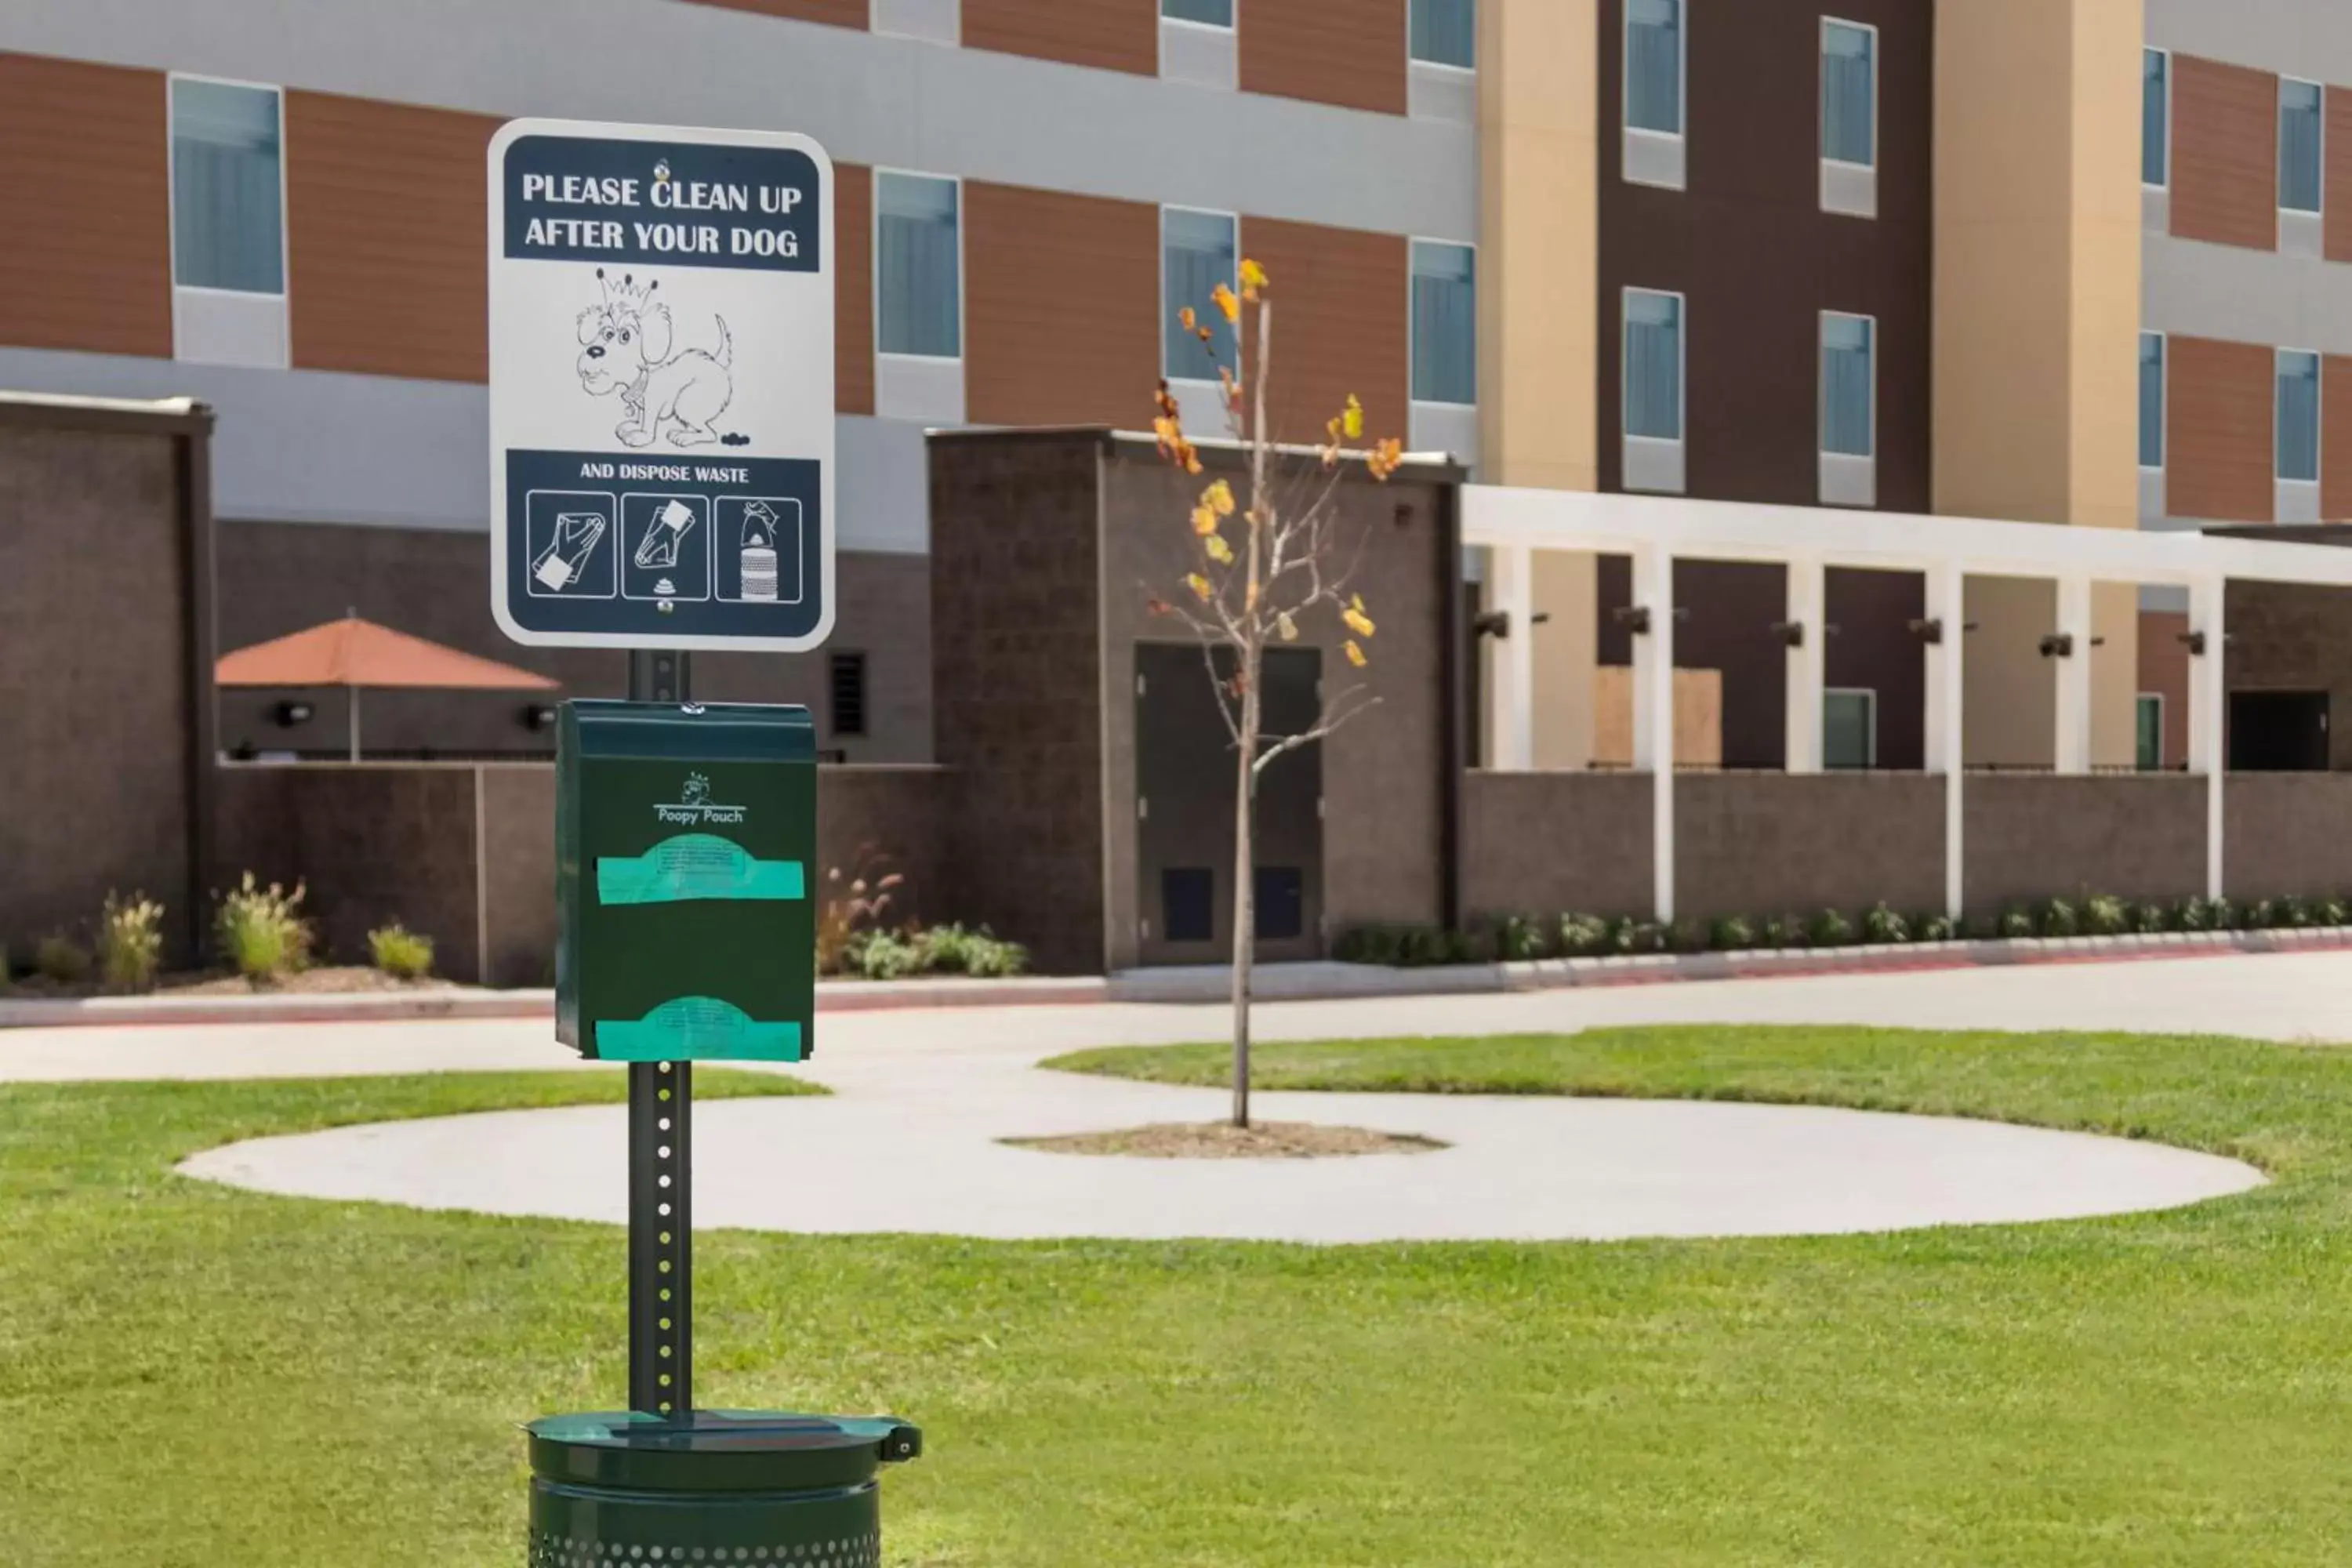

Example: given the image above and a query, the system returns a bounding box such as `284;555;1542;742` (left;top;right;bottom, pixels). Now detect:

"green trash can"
527;1411;921;1567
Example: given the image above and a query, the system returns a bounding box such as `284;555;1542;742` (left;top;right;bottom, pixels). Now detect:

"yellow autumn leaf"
1203;479;1236;517
1345;640;1368;668
1184;452;1203;475
1276;612;1299;643
1192;504;1218;535
1211;282;1240;325
1240;257;1269;300
1344;604;1376;638
1185;573;1214;602
1179;307;1198;333
1203;534;1234;564
1342;394;1365;441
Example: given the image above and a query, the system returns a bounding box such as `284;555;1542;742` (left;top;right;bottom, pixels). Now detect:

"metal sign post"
626;649;691;1418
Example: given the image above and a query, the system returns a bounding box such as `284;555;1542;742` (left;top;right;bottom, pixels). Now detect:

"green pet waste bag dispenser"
557;699;817;1063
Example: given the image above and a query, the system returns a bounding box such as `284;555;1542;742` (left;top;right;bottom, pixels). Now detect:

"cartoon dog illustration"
575;269;735;448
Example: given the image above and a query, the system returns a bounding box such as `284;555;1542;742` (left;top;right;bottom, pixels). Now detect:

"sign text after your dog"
488;119;836;652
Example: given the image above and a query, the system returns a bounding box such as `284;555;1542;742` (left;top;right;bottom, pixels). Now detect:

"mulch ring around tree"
1002;1121;1450;1160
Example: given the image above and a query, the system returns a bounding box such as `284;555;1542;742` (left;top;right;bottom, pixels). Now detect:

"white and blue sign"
489;119;835;651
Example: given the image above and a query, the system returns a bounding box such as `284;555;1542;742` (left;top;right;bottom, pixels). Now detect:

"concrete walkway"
154;949;2324;1245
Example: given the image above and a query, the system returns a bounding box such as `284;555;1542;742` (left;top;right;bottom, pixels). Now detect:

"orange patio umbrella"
216;613;560;761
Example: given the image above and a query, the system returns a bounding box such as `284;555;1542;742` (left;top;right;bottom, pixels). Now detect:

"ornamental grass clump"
215;873;312;982
367;922;435;981
97;891;165;991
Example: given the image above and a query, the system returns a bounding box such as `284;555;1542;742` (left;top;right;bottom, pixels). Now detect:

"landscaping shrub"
844;929;920;981
34;935;90;985
1763;916;1808;950
2176;895;2213;932
367;922;435;981
2244;898;2279;931
2208;896;2238;932
1860;904;1909;946
2322;897;2349;927
1494;914;1548;963
1668;917;1709;954
1998;907;2037;940
1557;913;1610;958
916;924;1028;978
1335;926;1401;965
1397;927;1452;967
2039;898;2080;939
214;873;312;981
97;891;165;991
2083;895;2131;938
2281;895;2317;929
2132;902;2172;935
1915;913;1957;944
816;846;904;975
1808;909;1856;949
1709;915;1757;953
956;930;1029;978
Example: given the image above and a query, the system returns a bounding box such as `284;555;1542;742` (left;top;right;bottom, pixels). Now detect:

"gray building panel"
2147;0;2352;89
0;347;931;550
3;0;1476;242
2143;235;2352;358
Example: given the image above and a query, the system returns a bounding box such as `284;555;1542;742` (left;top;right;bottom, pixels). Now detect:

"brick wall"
1963;775;2206;913
1675;773;1945;922
1461;771;1653;920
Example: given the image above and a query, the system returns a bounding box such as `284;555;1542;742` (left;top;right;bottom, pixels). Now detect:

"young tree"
1150;260;1405;1128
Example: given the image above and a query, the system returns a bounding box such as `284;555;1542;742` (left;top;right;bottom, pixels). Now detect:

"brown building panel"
285;92;499;382
2170;54;2278;252
964;183;1158;427
1239;218;1409;447
1238;0;1408;115
2166;335;2273;523
835;162;875;416
0;53;171;358
964;0;1156;74
678;0;868;27
2325;354;2352;519
2137;609;2190;769
1595;0;1933;513
2328;89;2352;263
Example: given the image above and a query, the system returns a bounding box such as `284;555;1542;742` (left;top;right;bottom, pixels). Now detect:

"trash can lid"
528;1411;922;1496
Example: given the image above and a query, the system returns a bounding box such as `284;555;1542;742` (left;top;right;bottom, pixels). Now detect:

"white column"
1632;544;1675;920
2053;575;2094;775
1487;544;1536;771
1784;557;1826;774
1923;563;1965;920
2190;573;2227;898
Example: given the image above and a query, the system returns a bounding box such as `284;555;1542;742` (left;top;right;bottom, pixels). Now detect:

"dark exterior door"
1134;643;1323;966
2230;690;2331;771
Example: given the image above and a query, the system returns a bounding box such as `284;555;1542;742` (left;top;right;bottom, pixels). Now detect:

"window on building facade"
829;652;868;739
1163;208;1239;380
1410;0;1475;69
1163;0;1232;27
1820;313;1875;459
1821;20;1876;169
2136;694;2164;772
1824;689;1877;770
1623;289;1683;441
2278;350;2321;482
1625;0;1682;136
170;78;283;295
1411;241;1476;406
877;173;960;359
2143;49;2169;187
2281;79;2324;213
2139;332;2165;469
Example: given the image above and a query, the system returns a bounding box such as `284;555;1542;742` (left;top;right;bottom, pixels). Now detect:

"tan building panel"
2330;88;2352;264
2166;335;2273;523
835;163;875;416
285;92;499;383
2325;354;2352;520
2169;54;2278;252
1238;0;1408;115
964;0;1156;75
964;183;1158;426
0;53;171;358
677;0;869;26
1237;218;1407;448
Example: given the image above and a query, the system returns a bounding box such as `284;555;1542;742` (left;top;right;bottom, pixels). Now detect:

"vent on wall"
829;650;867;738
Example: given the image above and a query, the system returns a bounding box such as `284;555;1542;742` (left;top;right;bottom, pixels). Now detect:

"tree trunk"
1229;662;1258;1129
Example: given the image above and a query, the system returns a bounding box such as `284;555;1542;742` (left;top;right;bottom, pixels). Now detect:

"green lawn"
8;1029;2352;1564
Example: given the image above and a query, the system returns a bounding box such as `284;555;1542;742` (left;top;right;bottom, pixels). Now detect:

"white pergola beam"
1487;544;1535;773
1922;562;1965;919
1632;544;1675;922
2190;574;2227;898
1784;556;1825;775
2054;575;2094;776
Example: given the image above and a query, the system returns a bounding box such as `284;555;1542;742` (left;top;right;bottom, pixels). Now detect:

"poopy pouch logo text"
656;771;748;826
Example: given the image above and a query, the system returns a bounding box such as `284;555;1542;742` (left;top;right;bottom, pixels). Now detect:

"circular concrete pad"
180;1076;2263;1244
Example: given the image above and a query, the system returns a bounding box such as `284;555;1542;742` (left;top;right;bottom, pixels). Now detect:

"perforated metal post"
627;649;693;1418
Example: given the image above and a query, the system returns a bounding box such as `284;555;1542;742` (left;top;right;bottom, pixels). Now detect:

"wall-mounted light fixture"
1772;620;1806;649
2038;633;2075;659
1907;617;1943;645
272;699;315;727
523;703;561;731
2180;630;2209;657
